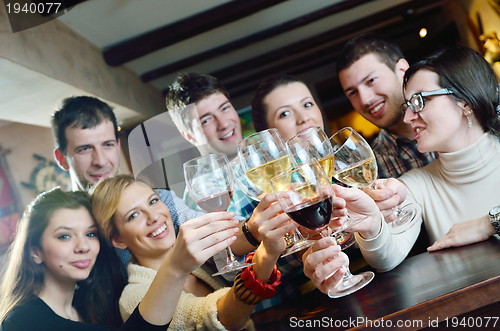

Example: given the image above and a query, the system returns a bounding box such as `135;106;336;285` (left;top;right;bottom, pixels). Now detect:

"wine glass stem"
226;247;238;263
295;228;308;241
370;183;406;223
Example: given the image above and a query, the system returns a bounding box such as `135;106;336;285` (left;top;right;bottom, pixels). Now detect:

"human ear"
111;234;128;250
54;149;70;171
30;247;44;264
394;58;410;79
179;130;198;145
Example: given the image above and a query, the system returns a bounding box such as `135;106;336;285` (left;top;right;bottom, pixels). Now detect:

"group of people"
1;33;499;331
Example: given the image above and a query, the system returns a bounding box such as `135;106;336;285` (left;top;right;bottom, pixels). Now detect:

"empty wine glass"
183;153;254;276
237;129;312;257
330;127;422;234
287;127;356;250
271;160;374;298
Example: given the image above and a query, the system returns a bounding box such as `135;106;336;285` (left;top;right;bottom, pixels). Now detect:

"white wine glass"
330;127;422;235
271;160;374;298
287;127;356;250
237;129;311;257
183;153;254;276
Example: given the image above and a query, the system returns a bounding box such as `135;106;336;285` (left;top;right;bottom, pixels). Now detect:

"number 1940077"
6;2;62;15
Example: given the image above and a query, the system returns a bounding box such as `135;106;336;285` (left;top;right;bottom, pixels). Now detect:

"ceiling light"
419;28;427;38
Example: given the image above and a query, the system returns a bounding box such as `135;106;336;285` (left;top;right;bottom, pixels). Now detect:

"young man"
166;73;258;230
336;34;437;178
166;74;308;309
52;96;205;233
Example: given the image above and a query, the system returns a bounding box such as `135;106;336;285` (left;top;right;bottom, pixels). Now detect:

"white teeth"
222;130;233;140
415;128;422;133
370;103;383;114
151;224;167;237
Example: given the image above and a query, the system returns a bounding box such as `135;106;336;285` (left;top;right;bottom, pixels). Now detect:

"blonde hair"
90;174;136;242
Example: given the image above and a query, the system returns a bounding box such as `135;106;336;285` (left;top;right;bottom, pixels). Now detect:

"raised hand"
328;185;382;239
361;178;407;223
245;193;284;243
302;237;346;294
256;199;298;257
169;212;239;274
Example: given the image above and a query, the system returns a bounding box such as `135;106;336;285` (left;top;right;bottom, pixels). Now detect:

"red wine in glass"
286;196;333;231
196;191;233;213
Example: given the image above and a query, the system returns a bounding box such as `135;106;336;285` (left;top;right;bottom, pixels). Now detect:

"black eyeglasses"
401;88;453;115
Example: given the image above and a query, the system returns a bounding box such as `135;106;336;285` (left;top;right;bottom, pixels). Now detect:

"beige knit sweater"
120;263;230;331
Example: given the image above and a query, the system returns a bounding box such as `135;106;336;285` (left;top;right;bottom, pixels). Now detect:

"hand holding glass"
270;161;373;298
183;153;254;276
287;127;356;250
330;127;421;234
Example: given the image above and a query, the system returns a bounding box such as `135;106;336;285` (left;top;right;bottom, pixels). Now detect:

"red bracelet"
241;252;281;300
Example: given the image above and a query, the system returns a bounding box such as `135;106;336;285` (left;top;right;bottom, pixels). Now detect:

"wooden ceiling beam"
141;0;373;82
102;0;287;66
224;5;449;99
208;0;441;81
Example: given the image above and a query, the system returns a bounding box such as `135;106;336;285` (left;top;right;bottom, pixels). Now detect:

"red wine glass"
271;160;374;298
183;153;254;276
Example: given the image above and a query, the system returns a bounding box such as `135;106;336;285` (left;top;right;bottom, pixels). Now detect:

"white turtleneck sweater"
356;133;500;272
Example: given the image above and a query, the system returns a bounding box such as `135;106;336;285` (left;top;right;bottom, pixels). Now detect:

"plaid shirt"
372;129;437;178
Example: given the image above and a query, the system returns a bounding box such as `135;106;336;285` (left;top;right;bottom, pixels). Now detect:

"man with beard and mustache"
337;34;437;179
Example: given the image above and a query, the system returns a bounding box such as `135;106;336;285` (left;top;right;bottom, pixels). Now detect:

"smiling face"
111;182;175;266
56;120;120;191
339;53;411;137
263;82;324;141
403;69;476;153
33;207;100;285
195;92;243;154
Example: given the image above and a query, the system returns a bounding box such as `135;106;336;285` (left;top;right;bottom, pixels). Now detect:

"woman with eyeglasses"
302;46;500;285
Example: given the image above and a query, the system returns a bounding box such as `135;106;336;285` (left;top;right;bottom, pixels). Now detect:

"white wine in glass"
287;126;355;250
330;127;422;235
237;129;313;257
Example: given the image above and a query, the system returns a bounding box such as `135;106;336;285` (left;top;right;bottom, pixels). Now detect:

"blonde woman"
91;175;295;330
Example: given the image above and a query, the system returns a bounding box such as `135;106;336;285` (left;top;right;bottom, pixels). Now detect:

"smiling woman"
90;174;296;331
251;74;325;142
355;45;500;272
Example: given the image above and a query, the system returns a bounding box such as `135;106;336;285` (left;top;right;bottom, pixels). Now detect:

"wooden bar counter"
251;237;500;330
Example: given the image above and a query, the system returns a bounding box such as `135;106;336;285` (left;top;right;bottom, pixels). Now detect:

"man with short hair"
53;96;121;192
52;95;204;232
166;73;307;310
336;34;437;178
166;73;258;221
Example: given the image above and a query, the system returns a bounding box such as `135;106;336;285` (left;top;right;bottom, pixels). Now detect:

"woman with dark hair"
0;188;235;331
303;46;500;285
251;74;325;141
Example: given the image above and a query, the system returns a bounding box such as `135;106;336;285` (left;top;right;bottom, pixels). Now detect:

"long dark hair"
0;188;125;327
403;45;500;137
251;74;304;132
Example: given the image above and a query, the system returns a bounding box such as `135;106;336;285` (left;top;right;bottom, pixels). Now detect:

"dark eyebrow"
199;112;212;121
54;224;97;231
199;100;231;121
343;71;375;93
218;100;231;110
74;144;91;152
